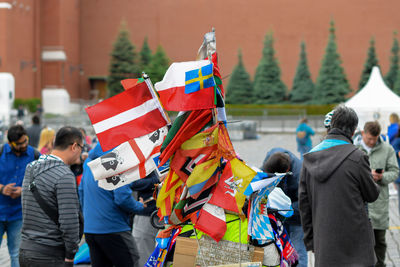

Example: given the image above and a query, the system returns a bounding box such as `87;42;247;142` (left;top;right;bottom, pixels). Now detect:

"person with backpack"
295;118;315;160
0;125;40;267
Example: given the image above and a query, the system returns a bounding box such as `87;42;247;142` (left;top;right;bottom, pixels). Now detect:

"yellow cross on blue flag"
185;64;215;94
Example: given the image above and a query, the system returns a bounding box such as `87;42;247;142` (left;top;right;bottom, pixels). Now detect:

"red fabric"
158;109;212;166
158;85;215;111
85;82;167;150
195;204;226;242
208;161;240;213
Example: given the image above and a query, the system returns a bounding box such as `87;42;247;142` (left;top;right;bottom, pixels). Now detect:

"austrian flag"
86;81;168;150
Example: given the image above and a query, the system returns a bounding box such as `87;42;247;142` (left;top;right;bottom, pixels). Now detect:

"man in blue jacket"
261;147;307;267
0;125;39;267
78;143;145;267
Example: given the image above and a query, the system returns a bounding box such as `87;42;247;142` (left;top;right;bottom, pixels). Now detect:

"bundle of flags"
85;79;170;190
83;28;296;266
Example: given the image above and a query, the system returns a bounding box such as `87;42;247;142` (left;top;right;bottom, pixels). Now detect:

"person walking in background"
299;105;380;266
131;171;160;267
26;115;42;148
20;126;83;267
0;125;39;267
262;148;307;267
37;127;55;155
387;113;399;145
391;127;400;215
295;118;315;159
78;142;144;267
355;121;399;267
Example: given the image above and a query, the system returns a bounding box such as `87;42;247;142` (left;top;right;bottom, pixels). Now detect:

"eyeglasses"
11;136;29;147
76;143;84;150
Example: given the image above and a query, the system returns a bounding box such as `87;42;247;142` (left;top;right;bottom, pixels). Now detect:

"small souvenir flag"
208;161;240;213
155;60;216;111
244;173;285;196
170;124;219;182
88;126;168;181
86;81;168;150
156;170;184;218
195;203;226;242
267;187;294;218
159;109;213;167
97;155;158;190
185;159;220;199
226;158;257;212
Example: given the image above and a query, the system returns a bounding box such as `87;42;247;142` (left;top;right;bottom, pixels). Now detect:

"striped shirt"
20;154;80;259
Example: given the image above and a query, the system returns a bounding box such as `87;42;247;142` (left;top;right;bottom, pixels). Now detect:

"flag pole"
142;72;171;125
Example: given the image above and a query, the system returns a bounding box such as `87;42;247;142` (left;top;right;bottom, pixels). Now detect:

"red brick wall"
79;0;400;99
2;0;400;100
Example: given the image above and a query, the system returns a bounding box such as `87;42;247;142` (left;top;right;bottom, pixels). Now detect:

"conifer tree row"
290;41;315;103
358;37;379;91
226;49;254;104
385;32;399;89
253;32;287;104
314;20;351;104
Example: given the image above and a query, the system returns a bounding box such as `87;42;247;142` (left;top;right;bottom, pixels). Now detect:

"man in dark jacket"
299;105;380;266
20;126;83;267
262;148;306;267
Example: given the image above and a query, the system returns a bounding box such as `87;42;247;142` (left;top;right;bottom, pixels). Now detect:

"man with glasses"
0;125;39;267
20;126;83;267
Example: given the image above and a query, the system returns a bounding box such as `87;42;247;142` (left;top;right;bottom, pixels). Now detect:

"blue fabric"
185;64;215;94
391;137;400;184
0;144;37;221
310;139;349;153
73;242;91;264
388;123;399;144
78;143;144;234
0;219;22;267
284;223;307;267
296;123;315;153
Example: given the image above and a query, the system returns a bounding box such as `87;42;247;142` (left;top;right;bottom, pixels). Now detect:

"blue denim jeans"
0;219;22;267
284;223;307;267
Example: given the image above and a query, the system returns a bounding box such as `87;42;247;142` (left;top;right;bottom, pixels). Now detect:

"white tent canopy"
345;66;400;132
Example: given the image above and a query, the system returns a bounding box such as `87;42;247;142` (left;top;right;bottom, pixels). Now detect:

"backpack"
296;131;307;145
0;144;40;160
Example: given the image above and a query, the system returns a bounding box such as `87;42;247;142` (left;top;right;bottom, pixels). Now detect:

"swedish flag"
184;63;215;94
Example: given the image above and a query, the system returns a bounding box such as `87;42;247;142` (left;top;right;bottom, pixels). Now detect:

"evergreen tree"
393;66;400;95
314;20;351;104
358;37;379;90
290;41;315;103
108;24;140;97
385;32;399;89
140;37;152;72
147;45;170;83
226;49;254;104
253;32;287;104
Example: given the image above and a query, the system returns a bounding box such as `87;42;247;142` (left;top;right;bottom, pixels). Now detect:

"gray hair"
330;105;358;137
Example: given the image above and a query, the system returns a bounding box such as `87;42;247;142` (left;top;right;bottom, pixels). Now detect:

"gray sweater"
20;155;80;259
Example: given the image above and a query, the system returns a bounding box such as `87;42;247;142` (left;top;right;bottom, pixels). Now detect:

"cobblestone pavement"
1;133;400;266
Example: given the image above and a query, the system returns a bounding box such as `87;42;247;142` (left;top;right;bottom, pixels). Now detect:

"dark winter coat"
299;130;380;267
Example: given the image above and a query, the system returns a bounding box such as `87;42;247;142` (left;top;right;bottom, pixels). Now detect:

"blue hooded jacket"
78;143;144;234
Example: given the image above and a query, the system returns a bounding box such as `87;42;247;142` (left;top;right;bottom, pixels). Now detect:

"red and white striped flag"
85;81;168;150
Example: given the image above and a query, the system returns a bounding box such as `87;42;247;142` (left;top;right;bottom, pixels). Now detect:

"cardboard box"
173;236;264;267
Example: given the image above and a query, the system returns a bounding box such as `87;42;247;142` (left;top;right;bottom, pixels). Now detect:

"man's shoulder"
347;146;368;163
